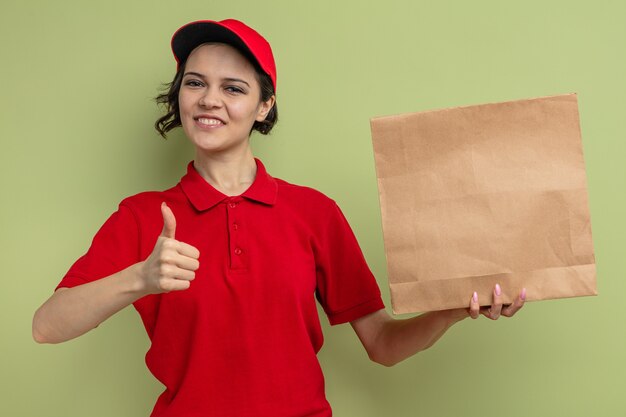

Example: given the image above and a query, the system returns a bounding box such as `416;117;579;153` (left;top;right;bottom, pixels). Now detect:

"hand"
139;202;200;294
468;284;526;320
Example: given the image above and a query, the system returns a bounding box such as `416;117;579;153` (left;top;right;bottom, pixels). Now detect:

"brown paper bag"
370;93;596;314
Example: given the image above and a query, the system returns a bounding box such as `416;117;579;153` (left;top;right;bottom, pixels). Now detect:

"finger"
469;291;480;319
177;241;201;259
480;284;502;320
159;278;191;292
502;288;526;317
159;264;195;282
487;283;503;320
173;254;200;272
170;266;196;281
160;202;176;239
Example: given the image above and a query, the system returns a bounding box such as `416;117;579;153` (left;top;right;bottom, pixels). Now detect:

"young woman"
33;19;526;417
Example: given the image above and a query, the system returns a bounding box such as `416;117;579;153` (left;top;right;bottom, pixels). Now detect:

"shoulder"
122;178;185;204
273;176;339;212
113;183;184;220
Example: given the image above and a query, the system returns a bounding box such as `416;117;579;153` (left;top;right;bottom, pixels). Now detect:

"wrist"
441;308;470;324
125;261;150;297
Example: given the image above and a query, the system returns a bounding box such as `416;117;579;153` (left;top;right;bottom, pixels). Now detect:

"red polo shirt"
56;158;385;417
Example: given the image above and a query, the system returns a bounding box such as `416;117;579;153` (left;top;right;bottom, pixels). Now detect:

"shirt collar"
179;158;278;212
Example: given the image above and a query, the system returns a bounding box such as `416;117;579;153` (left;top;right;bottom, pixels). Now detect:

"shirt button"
233;223;239;230
234;248;243;255
228;202;238;208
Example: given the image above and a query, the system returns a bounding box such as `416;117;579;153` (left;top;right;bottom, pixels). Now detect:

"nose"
198;86;222;109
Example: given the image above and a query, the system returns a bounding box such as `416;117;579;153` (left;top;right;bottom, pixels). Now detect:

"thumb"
160;202;176;239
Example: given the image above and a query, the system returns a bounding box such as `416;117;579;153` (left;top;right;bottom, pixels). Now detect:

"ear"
256;95;276;122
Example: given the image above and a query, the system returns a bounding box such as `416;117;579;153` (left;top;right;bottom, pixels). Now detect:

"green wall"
2;0;624;416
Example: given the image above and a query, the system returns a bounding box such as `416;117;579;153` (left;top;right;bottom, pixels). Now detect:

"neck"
193;147;257;196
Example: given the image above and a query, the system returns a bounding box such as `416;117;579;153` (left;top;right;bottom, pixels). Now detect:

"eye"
225;86;245;94
184;79;204;87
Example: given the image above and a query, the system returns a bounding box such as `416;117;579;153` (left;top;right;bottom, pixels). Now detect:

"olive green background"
2;0;624;416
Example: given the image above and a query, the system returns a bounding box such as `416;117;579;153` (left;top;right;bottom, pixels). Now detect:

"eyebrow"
183;72;250;87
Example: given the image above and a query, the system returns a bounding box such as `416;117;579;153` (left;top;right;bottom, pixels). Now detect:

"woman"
33;19;525;417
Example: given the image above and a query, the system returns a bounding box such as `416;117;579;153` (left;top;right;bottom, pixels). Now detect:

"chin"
192;140;227;153
193;138;249;156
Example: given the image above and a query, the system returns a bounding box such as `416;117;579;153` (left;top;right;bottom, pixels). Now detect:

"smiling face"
178;43;275;155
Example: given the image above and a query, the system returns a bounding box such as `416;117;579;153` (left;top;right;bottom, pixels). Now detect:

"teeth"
197;118;222;125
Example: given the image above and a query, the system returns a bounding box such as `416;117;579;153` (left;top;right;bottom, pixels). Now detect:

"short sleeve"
55;202;140;291
314;201;385;325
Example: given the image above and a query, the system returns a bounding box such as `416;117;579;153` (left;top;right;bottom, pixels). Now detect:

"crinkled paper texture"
370;93;596;314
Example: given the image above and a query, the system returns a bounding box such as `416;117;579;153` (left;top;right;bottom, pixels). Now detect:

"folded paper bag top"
369;93;596;314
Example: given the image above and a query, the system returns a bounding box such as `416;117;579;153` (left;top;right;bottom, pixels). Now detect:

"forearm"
353;286;525;367
32;262;149;344
377;309;468;366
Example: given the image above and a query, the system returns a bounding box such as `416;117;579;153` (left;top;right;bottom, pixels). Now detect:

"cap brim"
171;21;259;70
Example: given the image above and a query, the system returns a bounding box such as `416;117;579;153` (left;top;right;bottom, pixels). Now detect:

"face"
178;43;275;155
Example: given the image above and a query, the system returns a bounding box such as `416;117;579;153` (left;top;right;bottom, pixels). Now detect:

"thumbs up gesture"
139;202;200;294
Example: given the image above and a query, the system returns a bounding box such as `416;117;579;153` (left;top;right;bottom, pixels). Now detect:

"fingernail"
495;283;501;296
472;291;478;302
521;288;527;301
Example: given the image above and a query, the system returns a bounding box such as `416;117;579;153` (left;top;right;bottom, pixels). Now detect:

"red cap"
171;19;277;92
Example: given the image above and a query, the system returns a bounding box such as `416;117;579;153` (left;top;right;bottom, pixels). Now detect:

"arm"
350;285;526;367
32;262;149;344
32;202;200;344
